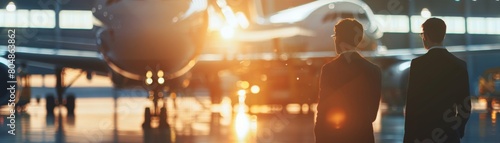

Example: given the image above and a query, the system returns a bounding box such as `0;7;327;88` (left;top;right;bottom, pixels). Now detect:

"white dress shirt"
428;46;446;50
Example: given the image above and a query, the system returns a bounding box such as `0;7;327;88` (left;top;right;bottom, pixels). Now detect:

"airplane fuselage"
94;0;208;87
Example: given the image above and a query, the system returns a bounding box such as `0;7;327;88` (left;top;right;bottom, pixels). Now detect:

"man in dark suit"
315;18;381;143
404;18;471;143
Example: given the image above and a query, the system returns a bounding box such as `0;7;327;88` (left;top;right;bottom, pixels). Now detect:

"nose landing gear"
142;88;170;129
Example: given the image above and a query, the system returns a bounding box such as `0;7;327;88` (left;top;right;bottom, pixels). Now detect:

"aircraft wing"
197;44;500;62
0;45;108;75
0;23;110;75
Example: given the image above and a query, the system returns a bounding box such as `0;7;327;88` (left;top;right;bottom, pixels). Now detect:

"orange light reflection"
328;111;345;129
233;91;256;142
492;111;497;125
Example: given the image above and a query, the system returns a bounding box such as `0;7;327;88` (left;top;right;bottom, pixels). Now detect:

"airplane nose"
98;10;208;81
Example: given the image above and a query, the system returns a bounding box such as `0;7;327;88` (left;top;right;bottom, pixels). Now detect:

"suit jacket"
404;48;471;143
315;52;381;143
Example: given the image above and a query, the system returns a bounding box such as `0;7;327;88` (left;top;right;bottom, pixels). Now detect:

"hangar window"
467;17;487;34
0;9;29;27
0;9;55;28
375;15;409;33
485;18;500;34
440;16;466;34
0;9;94;29
410;16;425;33
29;10;56;28
467;17;500;34
411;16;465;34
59;10;94;29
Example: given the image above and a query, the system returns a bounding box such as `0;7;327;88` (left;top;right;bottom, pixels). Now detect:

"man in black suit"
315;19;381;143
404;18;471;143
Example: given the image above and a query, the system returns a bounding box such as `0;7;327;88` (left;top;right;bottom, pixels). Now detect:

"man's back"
404;48;471;143
315;52;381;143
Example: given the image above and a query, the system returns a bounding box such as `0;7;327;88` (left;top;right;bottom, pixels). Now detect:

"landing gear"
142;106;170;129
159;107;169;128
15;63;32;112
46;94;56;115
45;67;85;115
142;107;152;128
142;90;170;129
66;94;76;116
206;73;222;104
45;93;76;115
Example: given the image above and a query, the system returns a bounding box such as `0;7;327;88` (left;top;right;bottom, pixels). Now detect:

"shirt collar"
340;50;357;55
429;46;446;50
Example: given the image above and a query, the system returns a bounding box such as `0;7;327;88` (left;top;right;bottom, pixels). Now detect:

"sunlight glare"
250;85;260;94
328;111;345;129
220;26;235;39
492;111;497;125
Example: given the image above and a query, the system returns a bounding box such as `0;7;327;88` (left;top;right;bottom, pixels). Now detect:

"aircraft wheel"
159;107;169;129
66;94;76;116
142;107;152;129
36;96;41;104
46;94;56;115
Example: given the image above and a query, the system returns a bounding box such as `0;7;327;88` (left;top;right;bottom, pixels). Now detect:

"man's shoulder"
435;49;467;68
412;50;467;69
410;53;431;67
321;61;332;71
322;58;341;69
347;57;381;77
360;58;381;72
412;54;425;63
448;53;467;67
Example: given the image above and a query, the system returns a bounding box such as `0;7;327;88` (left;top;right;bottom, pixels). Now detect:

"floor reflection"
0;94;499;143
234;107;254;142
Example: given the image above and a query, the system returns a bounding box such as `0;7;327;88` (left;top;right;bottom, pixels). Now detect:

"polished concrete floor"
0;89;499;143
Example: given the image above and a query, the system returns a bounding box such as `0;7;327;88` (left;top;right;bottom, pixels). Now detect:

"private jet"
0;0;241;128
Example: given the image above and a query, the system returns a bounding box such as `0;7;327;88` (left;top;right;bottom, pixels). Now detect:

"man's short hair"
334;18;364;47
422;18;446;43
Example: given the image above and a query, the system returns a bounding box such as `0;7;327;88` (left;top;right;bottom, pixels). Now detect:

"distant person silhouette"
315;18;381;143
404;18;471;143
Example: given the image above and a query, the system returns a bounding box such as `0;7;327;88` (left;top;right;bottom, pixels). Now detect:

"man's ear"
423;33;429;42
